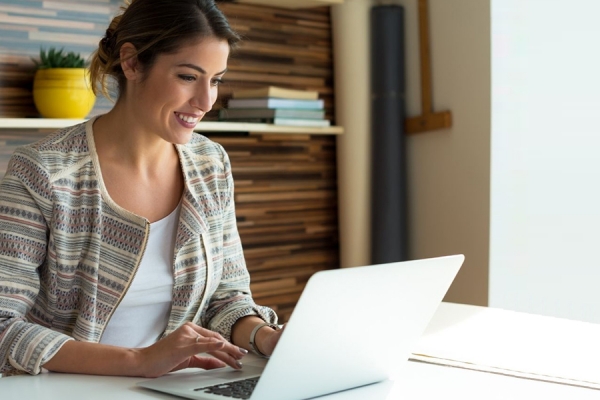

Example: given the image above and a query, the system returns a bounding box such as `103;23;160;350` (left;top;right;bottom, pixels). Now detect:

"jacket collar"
175;144;210;239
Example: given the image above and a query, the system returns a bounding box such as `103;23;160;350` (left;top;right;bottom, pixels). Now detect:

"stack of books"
219;86;330;127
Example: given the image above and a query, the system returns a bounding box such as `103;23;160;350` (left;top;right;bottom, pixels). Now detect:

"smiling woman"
0;0;282;378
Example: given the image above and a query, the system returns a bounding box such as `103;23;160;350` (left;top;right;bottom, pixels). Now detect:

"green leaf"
34;46;87;69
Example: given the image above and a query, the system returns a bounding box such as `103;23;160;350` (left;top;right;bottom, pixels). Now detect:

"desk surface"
2;303;600;400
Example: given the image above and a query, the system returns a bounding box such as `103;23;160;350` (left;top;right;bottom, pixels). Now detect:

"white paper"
411;303;600;390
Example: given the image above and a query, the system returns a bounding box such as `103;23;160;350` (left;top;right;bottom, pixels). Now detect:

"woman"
0;0;281;377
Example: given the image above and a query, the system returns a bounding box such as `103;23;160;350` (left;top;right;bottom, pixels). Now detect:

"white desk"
3;303;600;400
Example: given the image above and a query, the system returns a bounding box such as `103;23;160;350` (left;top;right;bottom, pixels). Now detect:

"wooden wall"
216;2;334;120
214;4;338;321
219;133;338;321
0;1;334;120
0;1;338;322
0;0;118;117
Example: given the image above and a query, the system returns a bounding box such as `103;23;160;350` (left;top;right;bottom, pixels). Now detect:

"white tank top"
99;204;179;348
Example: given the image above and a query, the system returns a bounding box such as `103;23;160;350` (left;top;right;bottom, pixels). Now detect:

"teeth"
176;112;199;124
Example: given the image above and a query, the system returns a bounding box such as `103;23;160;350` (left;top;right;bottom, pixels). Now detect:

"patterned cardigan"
0;119;276;376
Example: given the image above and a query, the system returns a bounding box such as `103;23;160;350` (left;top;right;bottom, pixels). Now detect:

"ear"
120;42;140;81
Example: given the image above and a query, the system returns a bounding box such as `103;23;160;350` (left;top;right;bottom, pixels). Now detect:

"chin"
173;131;194;145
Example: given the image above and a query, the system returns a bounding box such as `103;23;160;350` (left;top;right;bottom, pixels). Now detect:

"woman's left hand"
258;324;285;356
231;316;286;358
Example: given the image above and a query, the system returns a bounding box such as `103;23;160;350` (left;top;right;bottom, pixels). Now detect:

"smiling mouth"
175;112;200;125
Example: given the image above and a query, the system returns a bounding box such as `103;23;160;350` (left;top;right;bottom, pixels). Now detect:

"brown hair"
89;0;240;99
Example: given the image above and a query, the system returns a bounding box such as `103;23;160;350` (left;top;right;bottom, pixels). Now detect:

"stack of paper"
411;303;600;390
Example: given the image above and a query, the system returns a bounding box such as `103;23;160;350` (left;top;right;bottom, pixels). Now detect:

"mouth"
175;112;200;127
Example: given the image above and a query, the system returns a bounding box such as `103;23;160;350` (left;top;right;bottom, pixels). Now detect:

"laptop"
137;254;464;400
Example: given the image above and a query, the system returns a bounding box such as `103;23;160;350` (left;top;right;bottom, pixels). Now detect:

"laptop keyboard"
194;376;259;399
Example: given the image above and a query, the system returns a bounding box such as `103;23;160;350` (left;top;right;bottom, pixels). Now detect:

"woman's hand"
134;322;248;378
257;324;285;356
231;316;285;357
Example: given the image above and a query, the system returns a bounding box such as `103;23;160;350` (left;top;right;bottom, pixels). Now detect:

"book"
232;86;319;100
227;98;325;110
219;108;325;120
272;118;331;127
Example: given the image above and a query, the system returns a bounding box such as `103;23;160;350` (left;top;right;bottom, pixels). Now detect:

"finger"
188;355;227;370
193;333;247;359
207;350;243;370
219;343;248;359
193;337;226;352
186;324;247;360
170;356;227;373
219;343;248;360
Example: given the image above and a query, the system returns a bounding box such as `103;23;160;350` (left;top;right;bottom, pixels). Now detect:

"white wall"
333;0;491;306
490;0;600;322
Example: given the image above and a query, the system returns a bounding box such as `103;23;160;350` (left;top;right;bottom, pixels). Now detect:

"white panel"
490;0;600;322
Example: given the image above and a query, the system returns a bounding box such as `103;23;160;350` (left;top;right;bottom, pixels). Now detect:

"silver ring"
196;335;201;343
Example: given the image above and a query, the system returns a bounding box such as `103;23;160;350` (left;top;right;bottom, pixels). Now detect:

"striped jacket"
0;120;276;376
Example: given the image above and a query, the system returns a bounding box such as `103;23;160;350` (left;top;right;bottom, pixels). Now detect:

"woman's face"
127;36;230;144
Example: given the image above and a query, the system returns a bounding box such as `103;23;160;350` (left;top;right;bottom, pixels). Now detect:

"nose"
190;81;216;113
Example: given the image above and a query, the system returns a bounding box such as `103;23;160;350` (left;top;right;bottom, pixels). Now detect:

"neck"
92;101;177;173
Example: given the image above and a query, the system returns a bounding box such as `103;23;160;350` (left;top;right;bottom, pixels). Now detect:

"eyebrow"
177;63;228;75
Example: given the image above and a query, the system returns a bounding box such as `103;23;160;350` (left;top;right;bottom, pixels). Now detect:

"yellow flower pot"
33;68;96;119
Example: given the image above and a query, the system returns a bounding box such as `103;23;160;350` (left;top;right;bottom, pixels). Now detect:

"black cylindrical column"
371;5;408;264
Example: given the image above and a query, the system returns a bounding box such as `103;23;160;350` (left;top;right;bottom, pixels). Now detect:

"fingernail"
239;348;248;354
236;361;243;369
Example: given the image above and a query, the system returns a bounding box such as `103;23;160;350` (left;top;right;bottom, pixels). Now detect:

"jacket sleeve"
202;148;278;342
0;148;72;376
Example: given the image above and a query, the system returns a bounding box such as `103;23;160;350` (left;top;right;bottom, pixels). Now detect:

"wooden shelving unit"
0;118;343;135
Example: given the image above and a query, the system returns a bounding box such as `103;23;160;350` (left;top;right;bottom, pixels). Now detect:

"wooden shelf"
0;118;343;135
235;0;343;8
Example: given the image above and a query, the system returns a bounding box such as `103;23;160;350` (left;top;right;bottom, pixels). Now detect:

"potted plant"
32;47;96;119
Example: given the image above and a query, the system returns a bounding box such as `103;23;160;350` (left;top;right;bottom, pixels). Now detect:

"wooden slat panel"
209;3;336;122
213;132;339;321
0;0;119;117
223;3;331;22
250;265;323;282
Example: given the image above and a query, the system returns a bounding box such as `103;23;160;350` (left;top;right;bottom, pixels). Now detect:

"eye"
178;74;196;82
211;77;224;87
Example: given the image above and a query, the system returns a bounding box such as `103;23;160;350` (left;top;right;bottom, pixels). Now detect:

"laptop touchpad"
138;365;264;391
